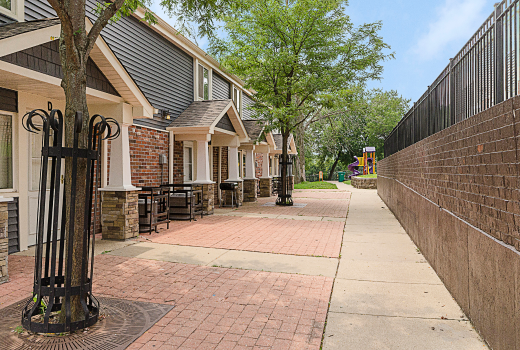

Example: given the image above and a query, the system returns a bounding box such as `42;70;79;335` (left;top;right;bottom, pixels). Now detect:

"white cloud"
412;0;489;60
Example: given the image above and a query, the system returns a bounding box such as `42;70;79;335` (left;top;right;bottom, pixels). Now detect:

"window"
0;0;23;22
183;144;193;182
0;114;13;189
232;87;241;114
0;0;11;12
198;64;209;100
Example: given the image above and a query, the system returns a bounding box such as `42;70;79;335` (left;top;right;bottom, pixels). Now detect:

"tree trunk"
59;33;90;324
293;122;306;183
328;152;341;180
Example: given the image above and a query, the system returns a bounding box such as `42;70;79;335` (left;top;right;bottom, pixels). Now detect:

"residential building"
0;1;296;254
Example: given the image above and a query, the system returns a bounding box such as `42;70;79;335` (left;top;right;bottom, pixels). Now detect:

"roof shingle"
170;100;233;128
0;18;60;40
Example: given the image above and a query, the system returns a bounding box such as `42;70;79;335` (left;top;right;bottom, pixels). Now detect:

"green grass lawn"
344;180;351;185
294;181;338;189
357;174;377;178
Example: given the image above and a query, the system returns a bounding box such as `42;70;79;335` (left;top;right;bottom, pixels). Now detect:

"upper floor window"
232;87;241;114
0;0;24;22
0;0;12;12
198;64;209;100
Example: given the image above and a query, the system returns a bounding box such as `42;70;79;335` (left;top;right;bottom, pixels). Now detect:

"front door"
28;127;64;246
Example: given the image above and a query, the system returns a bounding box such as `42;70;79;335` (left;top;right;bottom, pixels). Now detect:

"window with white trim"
0;113;13;189
198;64;209;100
0;0;23;22
183;143;194;182
232;87;241;114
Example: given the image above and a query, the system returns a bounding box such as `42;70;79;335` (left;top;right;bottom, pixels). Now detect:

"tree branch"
85;0;126;59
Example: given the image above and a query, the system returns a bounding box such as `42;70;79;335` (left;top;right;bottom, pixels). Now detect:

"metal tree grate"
0;297;173;350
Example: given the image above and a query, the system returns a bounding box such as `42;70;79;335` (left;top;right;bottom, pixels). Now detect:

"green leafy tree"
365;89;410;159
211;0;391;204
310;88;367;180
46;0;242;324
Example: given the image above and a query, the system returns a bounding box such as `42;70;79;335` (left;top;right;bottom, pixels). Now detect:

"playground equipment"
347;156;361;179
347;147;377;179
362;147;376;175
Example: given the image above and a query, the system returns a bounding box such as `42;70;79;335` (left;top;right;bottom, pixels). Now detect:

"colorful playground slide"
348;156;361;178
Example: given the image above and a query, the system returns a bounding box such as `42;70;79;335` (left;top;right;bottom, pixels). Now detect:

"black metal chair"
162;183;203;221
139;187;170;233
219;182;238;208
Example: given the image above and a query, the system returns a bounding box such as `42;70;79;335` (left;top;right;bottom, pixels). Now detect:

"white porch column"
195;140;212;183
245;149;256;179
262;153;271;178
227;146;240;181
106;123;138;190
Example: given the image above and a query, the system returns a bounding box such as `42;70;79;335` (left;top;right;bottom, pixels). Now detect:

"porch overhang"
0;18;154;117
167;99;249;142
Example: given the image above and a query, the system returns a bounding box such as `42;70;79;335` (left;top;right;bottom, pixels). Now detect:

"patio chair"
162;183;203;221
138;187;170;234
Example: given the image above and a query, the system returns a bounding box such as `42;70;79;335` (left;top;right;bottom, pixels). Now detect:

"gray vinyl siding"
25;0;56;20
242;94;256;120
25;0;195;119
0;12;16;25
8;199;19;254
213;73;230;100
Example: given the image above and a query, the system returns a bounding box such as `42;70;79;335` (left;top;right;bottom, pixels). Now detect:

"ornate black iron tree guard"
276;155;293;206
21;109;120;333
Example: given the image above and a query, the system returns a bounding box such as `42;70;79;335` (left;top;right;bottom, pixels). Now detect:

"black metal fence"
385;0;519;157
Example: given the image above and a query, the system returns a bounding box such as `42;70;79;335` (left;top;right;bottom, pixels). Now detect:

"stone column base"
0;202;9;284
243;179;258;202
259;178;272;197
101;191;139;240
224;180;243;207
200;183;215;215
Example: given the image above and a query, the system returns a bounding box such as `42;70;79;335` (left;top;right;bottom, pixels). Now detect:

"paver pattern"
0;255;33;308
1;255;332;350
144;216;344;258
234;197;350;218
292;191;351;200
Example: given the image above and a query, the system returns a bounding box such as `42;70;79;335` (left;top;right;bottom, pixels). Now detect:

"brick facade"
378;97;520;350
172;139;184;184
108;126;173;187
255;153;263;178
129;126;170;187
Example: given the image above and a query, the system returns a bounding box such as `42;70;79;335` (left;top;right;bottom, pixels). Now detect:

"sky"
149;0;499;104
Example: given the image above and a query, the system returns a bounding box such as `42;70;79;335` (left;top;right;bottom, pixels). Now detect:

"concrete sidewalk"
323;183;488;350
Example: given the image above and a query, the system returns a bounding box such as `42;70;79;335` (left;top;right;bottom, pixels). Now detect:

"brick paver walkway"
234;197;350;218
1;255;332;350
292;191;351;200
144;216;344;258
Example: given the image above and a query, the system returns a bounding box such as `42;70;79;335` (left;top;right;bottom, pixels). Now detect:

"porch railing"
384;0;520;157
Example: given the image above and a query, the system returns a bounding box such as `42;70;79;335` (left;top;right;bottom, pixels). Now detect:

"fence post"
494;3;504;104
449;58;455;126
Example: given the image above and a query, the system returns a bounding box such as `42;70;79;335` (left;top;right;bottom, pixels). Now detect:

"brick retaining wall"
378;97;520;350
